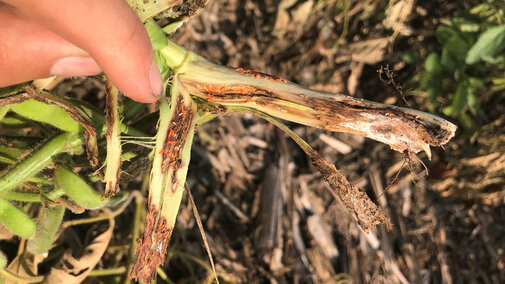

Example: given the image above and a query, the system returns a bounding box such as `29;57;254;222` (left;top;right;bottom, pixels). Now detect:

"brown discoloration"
178;76;456;157
83;131;101;178
19;86;102;175
0;92;31;105
235;67;287;82
258;112;392;231
311;152;392;231
104;81;121;197
104;84;116;140
160;96;194;177
172;0;206;19
131;203;173;283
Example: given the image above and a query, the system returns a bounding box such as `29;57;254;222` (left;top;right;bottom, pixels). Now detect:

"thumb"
0;7;102;87
5;0;162;103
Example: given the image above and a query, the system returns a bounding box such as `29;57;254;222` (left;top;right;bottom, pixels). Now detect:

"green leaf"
402;49;421;64
459;111;473;129
0;198;36;238
145;20;171;80
491;76;505;92
27;206;65;254
123;98;147;122
466;25;505;64
444;81;471;115
444;33;470;61
436;25;457;44
0;106;9;121
440;47;458;72
163;21;185;35
0;83;27;98
10;99;81;132
468;77;484;89
0;250;6;268
466;90;478;116
425;53;442;74
0;132;82;193
427;74;443;101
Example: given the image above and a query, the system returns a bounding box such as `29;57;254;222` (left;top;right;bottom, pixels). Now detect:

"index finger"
5;0;162;103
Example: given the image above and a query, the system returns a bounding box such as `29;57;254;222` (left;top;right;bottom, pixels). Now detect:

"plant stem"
104;81;122;197
88;266;127;277
159;39;457;158
0;132;81;193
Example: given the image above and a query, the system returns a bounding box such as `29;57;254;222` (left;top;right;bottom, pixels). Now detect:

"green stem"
0;188;66;202
0;132;81;193
160;40;195;73
1;191;41;202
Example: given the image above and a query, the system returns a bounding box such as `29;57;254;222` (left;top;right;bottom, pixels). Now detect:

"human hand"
0;0;162;103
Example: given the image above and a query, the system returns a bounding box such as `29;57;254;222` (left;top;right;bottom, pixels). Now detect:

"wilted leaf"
27;206;66;255
43;217;114;284
384;0;414;36
466;25;505;64
5;252;43;284
0;223;14;240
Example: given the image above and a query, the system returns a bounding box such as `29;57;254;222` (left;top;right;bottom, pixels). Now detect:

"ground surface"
162;0;505;283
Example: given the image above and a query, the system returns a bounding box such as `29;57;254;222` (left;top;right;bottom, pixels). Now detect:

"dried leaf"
43;216;114;284
5;252;42;284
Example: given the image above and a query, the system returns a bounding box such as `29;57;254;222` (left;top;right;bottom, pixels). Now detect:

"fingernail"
149;60;163;98
50;56;101;76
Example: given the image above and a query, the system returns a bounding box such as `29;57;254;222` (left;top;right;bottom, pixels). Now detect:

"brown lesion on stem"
104;80;121;197
178;73;456;159
131;91;195;283
130;203;173;283
160;95;194;179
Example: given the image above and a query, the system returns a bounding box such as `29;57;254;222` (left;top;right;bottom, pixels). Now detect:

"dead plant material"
187;184;219;283
131;85;197;283
44;211;114;284
13;86;102;177
104;80;122;197
255;113;391;231
378;65;411;108
177;59;456;159
160;96;194;176
311;149;392;231
130;204;172;283
0;92;31;106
